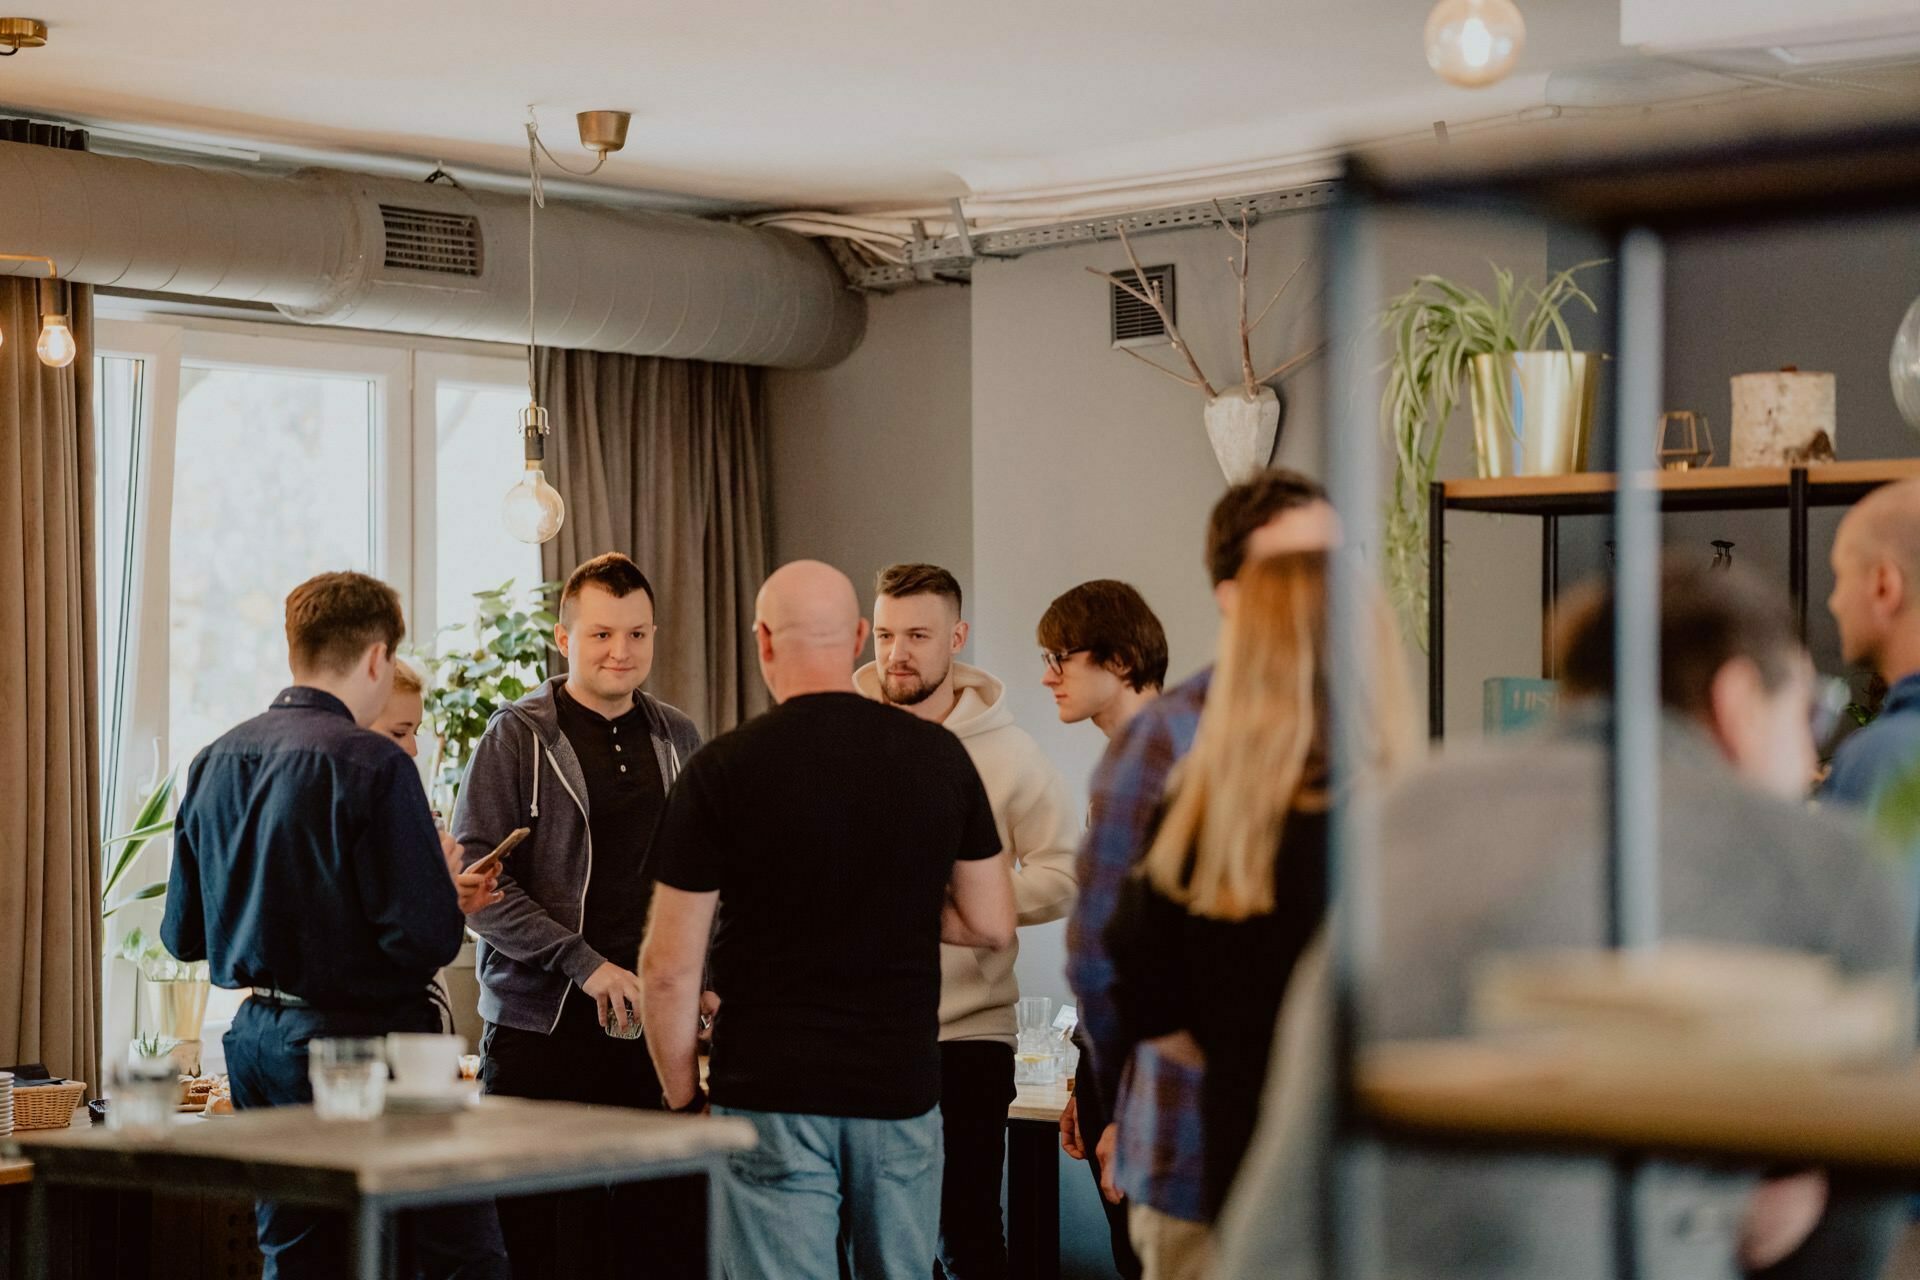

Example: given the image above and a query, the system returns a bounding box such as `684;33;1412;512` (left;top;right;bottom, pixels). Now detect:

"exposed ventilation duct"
0;140;865;369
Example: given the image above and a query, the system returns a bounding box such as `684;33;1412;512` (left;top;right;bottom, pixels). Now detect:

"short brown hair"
1037;580;1169;692
561;553;656;624
876;563;963;615
1205;468;1329;586
1556;558;1803;718
284;572;406;676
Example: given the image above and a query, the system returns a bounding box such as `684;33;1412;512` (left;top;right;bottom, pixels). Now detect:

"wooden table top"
0;1156;31;1187
1008;1078;1072;1125
6;1097;755;1200
1361;1039;1920;1171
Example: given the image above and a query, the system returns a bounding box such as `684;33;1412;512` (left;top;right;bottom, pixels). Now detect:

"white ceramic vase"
1203;385;1281;484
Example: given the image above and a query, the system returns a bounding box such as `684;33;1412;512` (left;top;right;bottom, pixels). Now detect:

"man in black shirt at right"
455;552;704;1279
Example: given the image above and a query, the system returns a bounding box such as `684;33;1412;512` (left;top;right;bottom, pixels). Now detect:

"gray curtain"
536;350;771;738
0;120;100;1090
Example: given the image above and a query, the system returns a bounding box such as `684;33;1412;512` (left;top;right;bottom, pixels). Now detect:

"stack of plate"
0;1071;13;1137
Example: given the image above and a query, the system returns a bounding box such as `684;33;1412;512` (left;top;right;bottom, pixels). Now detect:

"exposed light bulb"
502;463;565;544
1425;0;1525;88
36;313;75;368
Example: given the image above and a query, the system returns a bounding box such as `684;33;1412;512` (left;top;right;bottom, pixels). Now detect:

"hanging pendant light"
1425;0;1526;89
0;253;73;366
503;109;631;546
36;276;76;369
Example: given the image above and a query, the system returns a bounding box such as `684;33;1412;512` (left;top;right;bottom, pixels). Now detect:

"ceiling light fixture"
1425;0;1526;89
0;253;77;366
502;109;632;546
0;17;47;56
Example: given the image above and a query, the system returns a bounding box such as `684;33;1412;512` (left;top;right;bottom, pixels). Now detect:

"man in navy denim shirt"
1825;478;1920;811
163;570;507;1280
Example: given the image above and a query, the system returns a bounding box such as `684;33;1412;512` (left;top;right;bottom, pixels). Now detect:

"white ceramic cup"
385;1033;464;1092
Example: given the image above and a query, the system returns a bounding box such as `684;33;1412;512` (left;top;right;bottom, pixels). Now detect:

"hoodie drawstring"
530;735;542;818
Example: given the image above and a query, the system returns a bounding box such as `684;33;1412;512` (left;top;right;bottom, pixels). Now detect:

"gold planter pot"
139;975;210;1044
1468;351;1600;478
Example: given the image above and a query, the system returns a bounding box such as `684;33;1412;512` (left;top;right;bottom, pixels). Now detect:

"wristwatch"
664;1088;708;1115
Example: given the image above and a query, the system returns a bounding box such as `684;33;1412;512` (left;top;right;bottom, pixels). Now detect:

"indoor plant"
420;579;562;809
1381;260;1603;642
102;768;211;1056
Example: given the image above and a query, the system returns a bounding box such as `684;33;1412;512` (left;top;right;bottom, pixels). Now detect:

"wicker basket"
13;1081;86;1131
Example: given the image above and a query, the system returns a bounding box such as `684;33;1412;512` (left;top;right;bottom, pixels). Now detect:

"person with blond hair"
1104;551;1414;1277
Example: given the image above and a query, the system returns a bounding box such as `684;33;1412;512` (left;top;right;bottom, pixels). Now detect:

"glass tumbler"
309;1037;387;1120
1015;996;1057;1085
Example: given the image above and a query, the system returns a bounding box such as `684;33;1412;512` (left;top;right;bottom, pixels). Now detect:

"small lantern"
1657;411;1715;471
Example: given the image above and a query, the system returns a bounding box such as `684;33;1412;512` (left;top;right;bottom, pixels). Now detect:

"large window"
94;323;534;790
418;355;544;651
92;318;535;1050
168;362;381;768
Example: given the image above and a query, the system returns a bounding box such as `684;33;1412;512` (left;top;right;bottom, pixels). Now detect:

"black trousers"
224;997;510;1280
480;992;705;1280
1074;1047;1142;1280
935;1040;1017;1280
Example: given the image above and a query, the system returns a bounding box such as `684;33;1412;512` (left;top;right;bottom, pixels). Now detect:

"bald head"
1830;478;1920;677
754;561;870;701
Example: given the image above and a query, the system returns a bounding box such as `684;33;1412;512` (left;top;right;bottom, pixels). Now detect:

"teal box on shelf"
1484;677;1559;735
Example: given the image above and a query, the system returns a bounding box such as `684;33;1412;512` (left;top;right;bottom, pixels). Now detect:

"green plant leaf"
104;880;168;919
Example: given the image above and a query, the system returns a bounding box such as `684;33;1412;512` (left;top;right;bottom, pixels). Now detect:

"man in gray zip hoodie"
453;553;704;1279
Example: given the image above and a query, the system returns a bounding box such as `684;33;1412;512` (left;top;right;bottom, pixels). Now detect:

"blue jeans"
225;998;510;1280
713;1105;942;1280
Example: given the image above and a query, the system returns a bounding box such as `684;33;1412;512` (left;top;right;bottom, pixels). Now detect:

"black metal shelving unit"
1425;461;1920;738
1318;112;1920;1280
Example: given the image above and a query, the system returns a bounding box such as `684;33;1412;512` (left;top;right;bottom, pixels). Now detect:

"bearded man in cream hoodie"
858;562;1078;1280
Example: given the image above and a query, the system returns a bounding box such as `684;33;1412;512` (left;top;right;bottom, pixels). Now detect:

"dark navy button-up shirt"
161;686;463;1010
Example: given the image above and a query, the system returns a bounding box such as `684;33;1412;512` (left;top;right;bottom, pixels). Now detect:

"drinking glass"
108;1058;177;1136
1015;996;1057;1085
309;1037;387;1120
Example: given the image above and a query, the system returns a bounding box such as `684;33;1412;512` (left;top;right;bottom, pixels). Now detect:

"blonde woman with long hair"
1105;551;1414;1274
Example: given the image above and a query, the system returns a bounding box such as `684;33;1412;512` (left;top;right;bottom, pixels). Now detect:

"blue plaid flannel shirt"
1067;666;1211;1223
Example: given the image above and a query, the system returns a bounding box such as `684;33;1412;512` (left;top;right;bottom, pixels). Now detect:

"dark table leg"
1006;1121;1059;1280
352;1203;385;1280
705;1166;725;1280
22;1184;45;1280
1789;466;1810;641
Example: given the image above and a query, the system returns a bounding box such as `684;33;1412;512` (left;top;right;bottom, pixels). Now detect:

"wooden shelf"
1360;1039;1920;1171
0;1156;31;1187
1440;459;1920;516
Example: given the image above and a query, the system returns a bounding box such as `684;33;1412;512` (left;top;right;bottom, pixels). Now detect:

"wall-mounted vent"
380;205;483;276
1111;264;1174;348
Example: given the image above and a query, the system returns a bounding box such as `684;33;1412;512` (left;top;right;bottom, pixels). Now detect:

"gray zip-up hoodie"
452;676;702;1034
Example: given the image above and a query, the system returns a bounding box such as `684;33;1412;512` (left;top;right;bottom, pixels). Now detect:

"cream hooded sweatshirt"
853;660;1079;1044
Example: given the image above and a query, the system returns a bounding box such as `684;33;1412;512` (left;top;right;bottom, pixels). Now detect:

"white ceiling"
0;0;1674;212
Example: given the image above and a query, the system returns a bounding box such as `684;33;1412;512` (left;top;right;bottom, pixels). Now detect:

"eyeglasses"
1041;648;1086;677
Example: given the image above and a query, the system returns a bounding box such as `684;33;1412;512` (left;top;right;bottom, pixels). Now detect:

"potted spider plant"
1381;260;1604;642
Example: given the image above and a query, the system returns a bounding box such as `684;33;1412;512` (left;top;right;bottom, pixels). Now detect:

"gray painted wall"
766;283;975;599
1538;215;1920;688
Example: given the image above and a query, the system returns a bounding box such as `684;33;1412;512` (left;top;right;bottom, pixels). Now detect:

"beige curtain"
0;118;100;1088
537;351;771;738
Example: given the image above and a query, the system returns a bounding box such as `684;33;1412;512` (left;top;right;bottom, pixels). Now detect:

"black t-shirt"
648;691;1001;1119
554;685;666;979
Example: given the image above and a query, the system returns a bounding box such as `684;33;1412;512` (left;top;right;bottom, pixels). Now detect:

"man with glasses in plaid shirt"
1066;468;1333;1280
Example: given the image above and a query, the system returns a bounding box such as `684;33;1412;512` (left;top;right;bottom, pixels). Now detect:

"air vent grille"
379;205;483;276
1111;264;1174;348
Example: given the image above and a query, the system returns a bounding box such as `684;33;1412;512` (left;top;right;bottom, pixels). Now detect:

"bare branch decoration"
1088;206;1323;406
